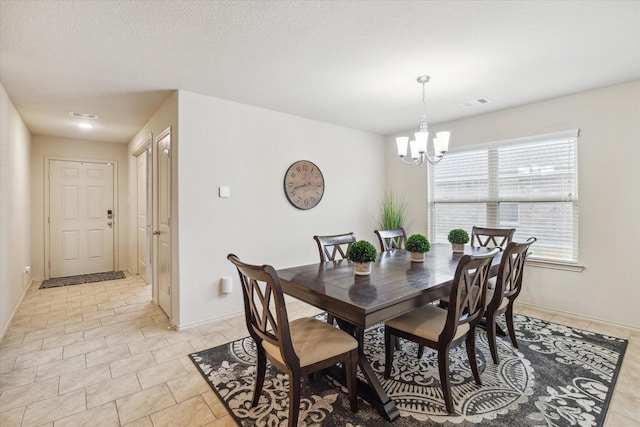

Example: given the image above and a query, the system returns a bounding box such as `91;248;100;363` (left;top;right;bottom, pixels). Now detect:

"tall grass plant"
377;191;407;231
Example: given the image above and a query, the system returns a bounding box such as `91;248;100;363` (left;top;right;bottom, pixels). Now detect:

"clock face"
284;160;325;210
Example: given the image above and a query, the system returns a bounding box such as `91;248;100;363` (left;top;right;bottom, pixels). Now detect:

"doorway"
153;128;172;317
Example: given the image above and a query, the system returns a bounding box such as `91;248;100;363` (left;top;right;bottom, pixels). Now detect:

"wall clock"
283;160;325;210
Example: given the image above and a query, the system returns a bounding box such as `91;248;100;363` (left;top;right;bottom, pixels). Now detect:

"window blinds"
429;130;579;262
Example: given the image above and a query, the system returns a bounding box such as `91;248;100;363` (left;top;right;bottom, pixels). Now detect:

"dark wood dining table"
277;242;502;421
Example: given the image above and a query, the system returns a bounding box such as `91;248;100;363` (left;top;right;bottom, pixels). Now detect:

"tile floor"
0;274;638;426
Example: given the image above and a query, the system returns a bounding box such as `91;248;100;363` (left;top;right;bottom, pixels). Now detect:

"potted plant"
347;240;378;275
448;228;469;253
377;190;407;230
377;190;407;248
406;234;430;262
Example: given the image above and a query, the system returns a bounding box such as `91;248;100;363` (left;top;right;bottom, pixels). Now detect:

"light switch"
219;186;230;198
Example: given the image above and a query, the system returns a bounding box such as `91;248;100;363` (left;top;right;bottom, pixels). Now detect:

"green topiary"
447;228;469;244
406;234;430;253
347;240;378;263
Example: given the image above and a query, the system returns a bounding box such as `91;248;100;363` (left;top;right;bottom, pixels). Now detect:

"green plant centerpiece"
347;240;378;275
406;234;430;262
447;228;469;253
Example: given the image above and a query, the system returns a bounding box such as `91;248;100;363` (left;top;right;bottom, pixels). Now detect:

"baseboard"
174;309;245;331
0;277;32;343
516;301;640;332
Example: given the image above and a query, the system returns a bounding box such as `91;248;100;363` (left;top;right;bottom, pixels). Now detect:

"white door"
50;160;114;278
154;130;172;316
136;150;149;282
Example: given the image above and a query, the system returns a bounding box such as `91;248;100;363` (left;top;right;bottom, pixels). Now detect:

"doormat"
190;313;627;427
39;271;126;289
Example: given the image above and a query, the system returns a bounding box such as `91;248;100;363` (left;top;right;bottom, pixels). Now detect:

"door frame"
132;136;153;298
44;156;119;280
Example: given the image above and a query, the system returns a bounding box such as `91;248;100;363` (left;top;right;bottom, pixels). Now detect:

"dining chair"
383;248;500;414
313;232;356;262
471;226;516;249
314;232;357;327
374;228;407;252
484;237;536;364
471;227;515;290
227;254;358;426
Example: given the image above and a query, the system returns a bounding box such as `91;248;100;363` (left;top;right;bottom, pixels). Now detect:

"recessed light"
77;122;94;129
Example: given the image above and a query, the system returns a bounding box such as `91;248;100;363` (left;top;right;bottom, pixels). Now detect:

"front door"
154;129;172;317
49;160;114;278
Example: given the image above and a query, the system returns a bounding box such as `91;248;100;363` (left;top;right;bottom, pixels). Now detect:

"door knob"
152;230;161;235
107;221;113;227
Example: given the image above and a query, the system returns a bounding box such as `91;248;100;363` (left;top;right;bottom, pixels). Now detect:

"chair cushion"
487;276;496;290
385;304;470;342
262;317;357;368
486;288;509;311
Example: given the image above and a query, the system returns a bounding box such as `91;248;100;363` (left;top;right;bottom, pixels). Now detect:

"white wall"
0;83;31;339
30;136;130;280
386;80;640;328
175;90;385;328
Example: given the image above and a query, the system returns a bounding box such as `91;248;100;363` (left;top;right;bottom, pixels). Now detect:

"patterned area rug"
39;271;126;289
190;314;627;426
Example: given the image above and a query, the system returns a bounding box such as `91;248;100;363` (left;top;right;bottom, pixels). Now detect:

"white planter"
451;243;465;253
354;262;372;275
410;252;425;262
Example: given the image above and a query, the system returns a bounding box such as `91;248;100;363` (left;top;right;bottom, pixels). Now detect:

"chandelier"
396;75;450;166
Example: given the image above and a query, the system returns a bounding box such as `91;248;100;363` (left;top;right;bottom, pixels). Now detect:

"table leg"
332;319;400;421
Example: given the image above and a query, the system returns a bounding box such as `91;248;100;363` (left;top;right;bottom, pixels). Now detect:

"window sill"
526;257;585;272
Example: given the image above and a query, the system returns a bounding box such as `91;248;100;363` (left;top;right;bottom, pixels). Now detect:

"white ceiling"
1;1;639;144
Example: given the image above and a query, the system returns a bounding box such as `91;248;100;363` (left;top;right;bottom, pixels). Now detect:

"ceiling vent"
69;111;99;120
460;98;491;108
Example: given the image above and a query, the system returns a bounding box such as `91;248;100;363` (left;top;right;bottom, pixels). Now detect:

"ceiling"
1;1;639;144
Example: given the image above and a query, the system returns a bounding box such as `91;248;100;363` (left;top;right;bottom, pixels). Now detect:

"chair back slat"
227;254;299;368
471;226;516;249
314;233;356;262
374;228;407;252
443;248;500;341
490;237;537;307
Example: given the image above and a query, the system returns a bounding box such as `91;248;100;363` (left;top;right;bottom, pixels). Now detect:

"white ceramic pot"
452;243;465;253
410;252;425;262
354;262;372;275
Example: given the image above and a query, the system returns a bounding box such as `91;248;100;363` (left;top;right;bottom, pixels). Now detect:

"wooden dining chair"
484;237;536;364
471;227;516;290
383;248;500;414
374;228;407;252
313;232;356;262
227;254;358;426
314;232;357;326
471;226;516;249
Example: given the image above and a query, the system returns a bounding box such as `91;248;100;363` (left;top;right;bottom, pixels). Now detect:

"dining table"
277;242;502;421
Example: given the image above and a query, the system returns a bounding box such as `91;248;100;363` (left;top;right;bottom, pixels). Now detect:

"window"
429;130;579;263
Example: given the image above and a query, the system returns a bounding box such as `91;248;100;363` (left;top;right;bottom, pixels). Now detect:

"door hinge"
48;216;50;224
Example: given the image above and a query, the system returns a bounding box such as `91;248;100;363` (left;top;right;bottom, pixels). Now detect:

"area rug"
190;314;627;426
39;271;126;289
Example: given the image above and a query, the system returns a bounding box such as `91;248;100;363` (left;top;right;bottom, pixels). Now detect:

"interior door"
154;130;172;317
136;150;149;282
49;160;114;277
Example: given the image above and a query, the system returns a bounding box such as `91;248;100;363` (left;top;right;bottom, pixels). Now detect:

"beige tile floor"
0;274;638;426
